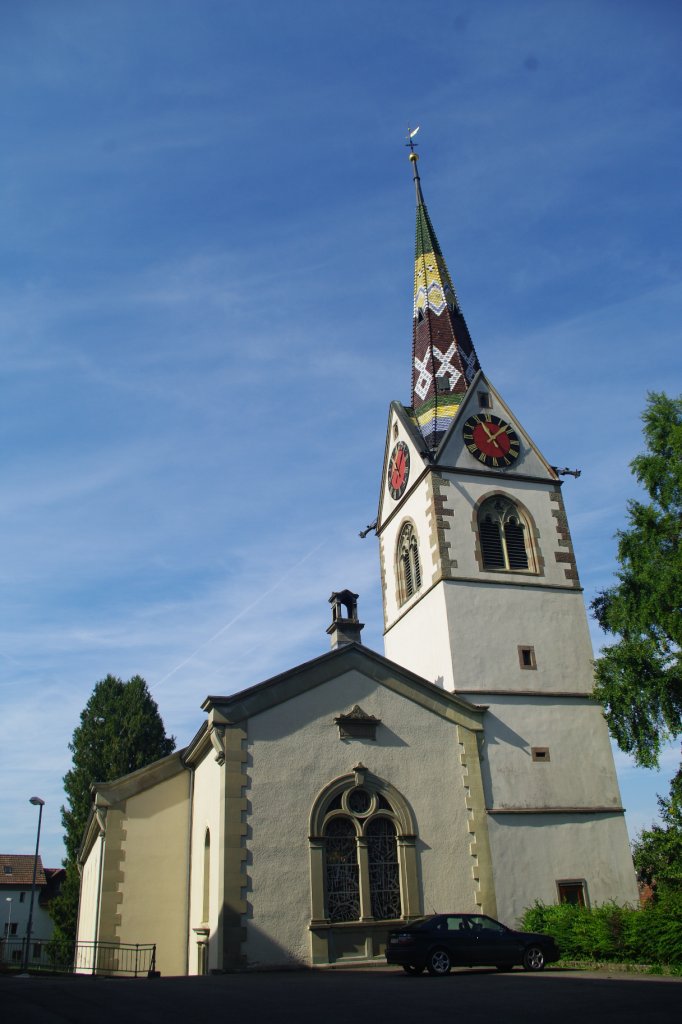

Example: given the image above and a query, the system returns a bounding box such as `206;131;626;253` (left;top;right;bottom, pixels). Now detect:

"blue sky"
1;1;680;870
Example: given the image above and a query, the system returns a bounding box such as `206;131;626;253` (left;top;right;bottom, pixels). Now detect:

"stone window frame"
472;492;544;577
396;520;423;606
518;645;537;670
309;766;421;928
556;879;589;907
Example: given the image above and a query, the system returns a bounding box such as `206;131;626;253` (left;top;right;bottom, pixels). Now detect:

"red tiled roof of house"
0;854;47;887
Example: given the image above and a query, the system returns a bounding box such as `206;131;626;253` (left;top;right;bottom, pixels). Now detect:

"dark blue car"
386;913;560;976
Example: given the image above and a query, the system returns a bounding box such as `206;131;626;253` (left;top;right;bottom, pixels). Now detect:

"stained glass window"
324;818;360;922
367;818;401;920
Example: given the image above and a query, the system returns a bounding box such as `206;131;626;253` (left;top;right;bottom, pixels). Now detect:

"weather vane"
406;125;420;156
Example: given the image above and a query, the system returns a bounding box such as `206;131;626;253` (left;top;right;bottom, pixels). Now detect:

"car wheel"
522;946;545;972
426;948;452;976
402;964;425;975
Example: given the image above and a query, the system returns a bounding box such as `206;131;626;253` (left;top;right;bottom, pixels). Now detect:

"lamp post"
21;797;45;973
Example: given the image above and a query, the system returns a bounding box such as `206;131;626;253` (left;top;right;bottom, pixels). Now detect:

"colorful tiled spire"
408;139;481;450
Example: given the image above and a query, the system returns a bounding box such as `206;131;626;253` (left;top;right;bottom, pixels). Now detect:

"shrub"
521;891;682;966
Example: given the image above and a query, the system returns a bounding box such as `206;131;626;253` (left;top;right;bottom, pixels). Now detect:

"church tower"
376;144;638;922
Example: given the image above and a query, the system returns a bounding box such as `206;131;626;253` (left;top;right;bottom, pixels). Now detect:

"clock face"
388;441;410;499
463;414;520;468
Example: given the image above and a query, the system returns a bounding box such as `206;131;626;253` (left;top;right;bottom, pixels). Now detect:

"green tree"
632;767;682;895
50;674;175;940
591;392;682;768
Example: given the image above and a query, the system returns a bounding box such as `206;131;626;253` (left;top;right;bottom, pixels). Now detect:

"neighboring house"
1;854;64;964
76;155;639;976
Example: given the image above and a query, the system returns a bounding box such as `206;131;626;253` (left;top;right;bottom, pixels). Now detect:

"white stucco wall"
387;582;595;695
478;696;624;809
77;837;103;944
488;812;639;927
243;668;479;966
187;745;223;975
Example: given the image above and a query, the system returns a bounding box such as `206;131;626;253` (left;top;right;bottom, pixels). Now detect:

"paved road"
1;966;679;1024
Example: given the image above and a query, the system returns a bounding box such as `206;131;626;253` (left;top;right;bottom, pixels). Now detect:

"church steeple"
408;139;481;450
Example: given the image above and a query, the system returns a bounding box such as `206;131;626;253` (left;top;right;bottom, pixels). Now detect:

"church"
76;149;638;975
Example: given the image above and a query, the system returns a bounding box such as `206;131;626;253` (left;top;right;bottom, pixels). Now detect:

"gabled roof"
0;854;47;887
200;641;485;734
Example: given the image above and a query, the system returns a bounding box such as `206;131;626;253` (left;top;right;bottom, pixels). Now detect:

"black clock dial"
462;414;520;468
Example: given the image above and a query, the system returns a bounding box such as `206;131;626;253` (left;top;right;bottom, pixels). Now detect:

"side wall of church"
115;771;190;977
242;669;482;966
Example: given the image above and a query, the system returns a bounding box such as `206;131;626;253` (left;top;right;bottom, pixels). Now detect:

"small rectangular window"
393;422;399;439
33;943;41;959
20;891;26;902
557;880;587;907
518;645;537;669
478;391;492;408
3;865;12;875
531;747;550;762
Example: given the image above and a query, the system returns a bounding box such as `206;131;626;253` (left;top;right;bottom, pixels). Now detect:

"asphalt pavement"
1;966;679;1024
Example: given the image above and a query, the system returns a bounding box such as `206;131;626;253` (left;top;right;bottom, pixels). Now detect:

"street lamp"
4;897;11;935
21;797;45;973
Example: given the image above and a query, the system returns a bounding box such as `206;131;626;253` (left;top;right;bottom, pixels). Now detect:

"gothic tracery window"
322;787;402;922
478;496;533;572
397;522;422;604
324;818;360;922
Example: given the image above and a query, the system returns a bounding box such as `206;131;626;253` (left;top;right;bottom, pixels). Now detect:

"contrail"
152;540;326;689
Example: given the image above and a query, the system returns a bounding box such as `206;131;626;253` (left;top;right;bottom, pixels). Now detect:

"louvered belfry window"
479;497;531;572
397;523;422;604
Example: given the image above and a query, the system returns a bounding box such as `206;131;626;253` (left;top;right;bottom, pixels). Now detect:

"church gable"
376;401;430;532
435;373;558;481
202;643;484;734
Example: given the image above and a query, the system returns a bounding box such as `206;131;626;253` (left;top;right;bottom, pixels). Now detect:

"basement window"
531;747;550;762
557;880;588;907
518;645;537;670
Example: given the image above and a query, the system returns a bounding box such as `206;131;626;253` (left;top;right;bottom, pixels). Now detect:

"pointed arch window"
323;793;401;923
397;522;422;604
202;829;211;924
478;497;533;572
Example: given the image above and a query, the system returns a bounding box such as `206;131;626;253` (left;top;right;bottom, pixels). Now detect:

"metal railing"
0;937;157;977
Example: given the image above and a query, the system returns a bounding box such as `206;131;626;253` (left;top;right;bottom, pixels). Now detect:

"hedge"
521;890;682;966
